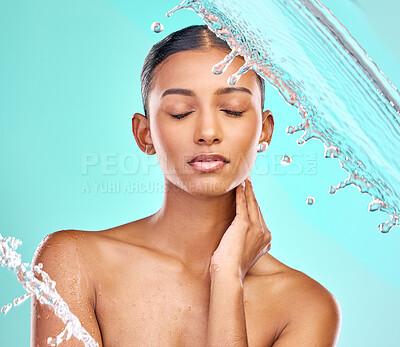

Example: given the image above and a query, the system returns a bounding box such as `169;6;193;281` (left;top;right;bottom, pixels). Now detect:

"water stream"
167;0;400;233
1;1;399;346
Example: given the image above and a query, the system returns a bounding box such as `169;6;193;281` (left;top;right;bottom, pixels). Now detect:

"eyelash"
170;110;244;119
170;111;193;119
222;109;244;116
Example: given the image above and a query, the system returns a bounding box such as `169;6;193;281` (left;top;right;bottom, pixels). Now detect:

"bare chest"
93;268;279;347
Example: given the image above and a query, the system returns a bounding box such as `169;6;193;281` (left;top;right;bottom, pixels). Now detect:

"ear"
259;110;274;145
131;113;156;155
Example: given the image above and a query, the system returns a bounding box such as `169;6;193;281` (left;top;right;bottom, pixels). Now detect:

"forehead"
149;48;261;100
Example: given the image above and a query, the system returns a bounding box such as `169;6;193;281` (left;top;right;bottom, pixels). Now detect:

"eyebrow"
160;87;252;98
215;87;253;96
161;88;195;98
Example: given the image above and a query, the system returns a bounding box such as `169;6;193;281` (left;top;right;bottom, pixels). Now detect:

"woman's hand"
210;177;272;283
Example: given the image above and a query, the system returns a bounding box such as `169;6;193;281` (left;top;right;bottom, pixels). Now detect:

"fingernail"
247;176;252;183
241;181;246;188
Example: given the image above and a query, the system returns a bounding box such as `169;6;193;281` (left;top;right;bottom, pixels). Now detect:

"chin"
169;175;236;197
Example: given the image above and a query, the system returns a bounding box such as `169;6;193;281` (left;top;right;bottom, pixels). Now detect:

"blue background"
0;0;399;345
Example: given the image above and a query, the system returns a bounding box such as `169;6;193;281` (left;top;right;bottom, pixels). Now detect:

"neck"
147;177;236;276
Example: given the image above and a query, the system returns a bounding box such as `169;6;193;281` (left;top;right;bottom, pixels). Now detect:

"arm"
206;177;271;346
207;271;248;347
31;230;103;347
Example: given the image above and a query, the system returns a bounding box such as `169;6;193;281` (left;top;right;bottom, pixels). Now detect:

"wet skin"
31;48;341;346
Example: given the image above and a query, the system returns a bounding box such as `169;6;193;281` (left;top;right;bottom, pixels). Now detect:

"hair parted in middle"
140;24;265;118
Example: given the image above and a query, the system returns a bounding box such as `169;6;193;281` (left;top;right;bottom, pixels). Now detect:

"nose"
193;110;223;145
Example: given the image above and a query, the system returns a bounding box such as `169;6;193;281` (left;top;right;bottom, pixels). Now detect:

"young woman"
31;25;341;346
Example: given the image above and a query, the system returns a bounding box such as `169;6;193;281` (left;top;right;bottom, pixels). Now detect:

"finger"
257;204;270;235
251;244;270;267
244;177;262;228
235;180;249;220
256;204;271;245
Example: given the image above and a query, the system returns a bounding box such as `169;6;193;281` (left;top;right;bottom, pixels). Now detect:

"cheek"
231;118;260;150
230;120;260;171
151;121;188;174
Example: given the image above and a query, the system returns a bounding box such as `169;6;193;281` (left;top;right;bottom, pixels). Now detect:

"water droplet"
280;155;291;166
1;303;12;315
286;126;295;134
212;49;238;75
228;73;240;85
47;336;57;346
328;186;337;194
13;293;31;306
297;137;306;146
324;146;338;158
379;219;395;233
368;199;385;212
228;61;252;85
306;196;315;205
151;22;164;33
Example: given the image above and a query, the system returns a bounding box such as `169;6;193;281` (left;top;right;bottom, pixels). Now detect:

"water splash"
151;21;164;33
1;303;12;314
166;0;400;232
1;292;32;314
281;155;292;166
0;234;99;347
306;196;315;205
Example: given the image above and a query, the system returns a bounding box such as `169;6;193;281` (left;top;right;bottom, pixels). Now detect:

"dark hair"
140;24;265;118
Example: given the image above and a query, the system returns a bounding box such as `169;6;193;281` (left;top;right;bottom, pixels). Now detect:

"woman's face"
146;47;273;196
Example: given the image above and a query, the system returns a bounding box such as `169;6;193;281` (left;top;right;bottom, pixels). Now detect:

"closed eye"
170;111;193;119
221;109;244;116
170;110;244;119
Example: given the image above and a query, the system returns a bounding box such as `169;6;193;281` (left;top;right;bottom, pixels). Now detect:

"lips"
187;153;230;172
188;153;229;164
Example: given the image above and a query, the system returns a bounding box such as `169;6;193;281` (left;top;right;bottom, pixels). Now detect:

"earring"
257;142;268;153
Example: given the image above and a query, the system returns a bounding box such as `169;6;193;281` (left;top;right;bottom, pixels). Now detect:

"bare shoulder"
33;215;154;271
32;229;103;280
33;223;130;261
247;254;342;346
31;229;103;346
249;253;340;306
32;226;132;288
34;229;88;262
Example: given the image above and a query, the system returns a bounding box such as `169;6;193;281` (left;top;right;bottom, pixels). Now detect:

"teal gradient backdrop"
1;1;399;346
